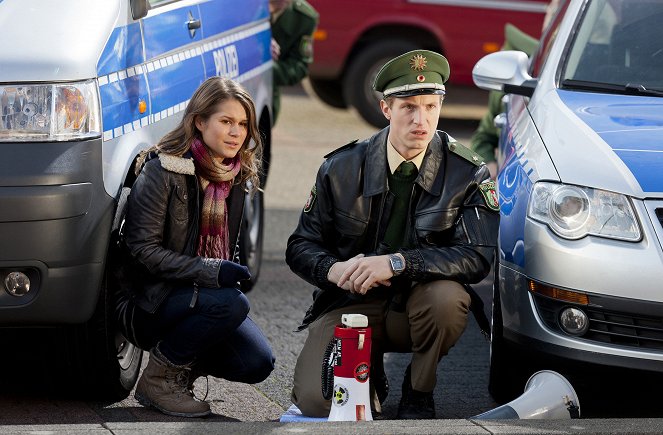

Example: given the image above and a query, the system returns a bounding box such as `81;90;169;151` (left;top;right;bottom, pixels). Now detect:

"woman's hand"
218;260;251;287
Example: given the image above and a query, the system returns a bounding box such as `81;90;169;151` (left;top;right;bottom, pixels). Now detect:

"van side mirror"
131;0;150;20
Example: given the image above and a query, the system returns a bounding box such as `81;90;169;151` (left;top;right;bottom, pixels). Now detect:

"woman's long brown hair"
136;77;262;191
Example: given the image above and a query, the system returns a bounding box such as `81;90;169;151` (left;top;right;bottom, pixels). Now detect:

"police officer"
270;0;319;124
286;50;499;419
470;24;539;179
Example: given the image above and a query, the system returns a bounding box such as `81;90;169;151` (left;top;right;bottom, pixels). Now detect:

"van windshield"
561;0;663;92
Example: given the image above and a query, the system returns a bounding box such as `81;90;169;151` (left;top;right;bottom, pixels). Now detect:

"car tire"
488;273;526;404
343;40;418;128
239;188;264;293
308;78;348;108
63;187;143;400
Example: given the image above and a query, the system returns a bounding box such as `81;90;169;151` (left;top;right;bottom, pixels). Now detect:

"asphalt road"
0;83;662;429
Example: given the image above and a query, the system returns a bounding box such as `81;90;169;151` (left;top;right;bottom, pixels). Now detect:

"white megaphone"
472;370;580;420
326;314;373;421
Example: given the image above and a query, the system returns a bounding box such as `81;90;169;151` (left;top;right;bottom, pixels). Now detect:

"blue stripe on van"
201;29;272;80
98;24;271;140
97;23;144;77
99;73;150;134
142;6;203;60
200;0;269;39
557;90;663;193
148;56;205;114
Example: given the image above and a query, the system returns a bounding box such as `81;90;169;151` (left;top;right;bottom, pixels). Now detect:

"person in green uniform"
470;24;538;179
270;0;319;124
286;50;499;419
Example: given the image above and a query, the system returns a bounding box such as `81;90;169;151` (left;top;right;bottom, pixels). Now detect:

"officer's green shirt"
271;0;319;123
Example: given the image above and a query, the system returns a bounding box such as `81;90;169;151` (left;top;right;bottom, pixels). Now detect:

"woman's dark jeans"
133;286;274;384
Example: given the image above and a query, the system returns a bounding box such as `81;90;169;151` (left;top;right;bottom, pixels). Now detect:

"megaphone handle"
321;337;337;400
566;400;580;419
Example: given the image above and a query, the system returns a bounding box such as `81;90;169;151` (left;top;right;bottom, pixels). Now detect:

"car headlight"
0;80;101;142
528;182;641;241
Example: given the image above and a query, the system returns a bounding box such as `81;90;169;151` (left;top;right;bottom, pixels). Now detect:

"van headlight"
528;182;641;241
0;80;101;142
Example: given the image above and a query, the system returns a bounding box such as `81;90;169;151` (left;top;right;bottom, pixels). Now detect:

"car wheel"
64;187;143;400
488;273;525;404
239;187;264;293
308;78;348;108
343;40;418;128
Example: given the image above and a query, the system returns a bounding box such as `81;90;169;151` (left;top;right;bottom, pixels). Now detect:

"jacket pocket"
414;208;458;243
171;185;189;222
334;210;368;236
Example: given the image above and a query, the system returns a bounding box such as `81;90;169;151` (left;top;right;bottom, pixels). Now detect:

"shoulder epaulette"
324;140;358;159
293;0;319;19
448;140;484;166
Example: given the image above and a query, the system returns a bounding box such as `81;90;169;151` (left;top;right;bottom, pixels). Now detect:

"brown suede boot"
135;348;211;417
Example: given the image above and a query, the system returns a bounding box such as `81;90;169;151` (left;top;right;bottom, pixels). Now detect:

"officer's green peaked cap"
373;49;450;98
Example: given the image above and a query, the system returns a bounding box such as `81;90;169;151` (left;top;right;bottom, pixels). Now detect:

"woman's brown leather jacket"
123;152;245;314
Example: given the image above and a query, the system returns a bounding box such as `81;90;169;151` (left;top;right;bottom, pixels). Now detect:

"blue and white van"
0;0;272;398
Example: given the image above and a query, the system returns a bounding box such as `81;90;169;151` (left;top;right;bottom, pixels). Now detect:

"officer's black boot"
397;364;435;419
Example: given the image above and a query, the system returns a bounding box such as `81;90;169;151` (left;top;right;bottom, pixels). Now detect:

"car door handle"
187;19;201;30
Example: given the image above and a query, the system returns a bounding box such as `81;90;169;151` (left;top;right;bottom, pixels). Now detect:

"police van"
0;0;272;399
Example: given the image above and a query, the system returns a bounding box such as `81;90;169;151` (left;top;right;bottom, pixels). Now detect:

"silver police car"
473;0;663;402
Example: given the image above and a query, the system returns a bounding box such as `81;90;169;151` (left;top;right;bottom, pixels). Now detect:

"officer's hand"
271;38;281;60
338;255;393;295
218;260;251;288
328;254;367;291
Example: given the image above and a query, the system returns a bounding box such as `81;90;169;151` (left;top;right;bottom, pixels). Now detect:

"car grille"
533;294;663;351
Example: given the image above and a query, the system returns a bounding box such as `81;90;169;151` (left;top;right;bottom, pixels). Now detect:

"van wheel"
488;275;525;403
343;40;417;128
62;187;143;400
239;188;264;293
308;78;347;108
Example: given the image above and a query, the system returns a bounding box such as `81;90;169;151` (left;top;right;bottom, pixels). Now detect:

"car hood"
0;0;120;82
531;89;663;198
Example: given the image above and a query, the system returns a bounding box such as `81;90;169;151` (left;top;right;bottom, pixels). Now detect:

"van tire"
239;189;264;293
64;187;143;400
343;40;418;128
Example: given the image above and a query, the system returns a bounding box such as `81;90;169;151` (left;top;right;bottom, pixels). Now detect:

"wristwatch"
388;253;405;276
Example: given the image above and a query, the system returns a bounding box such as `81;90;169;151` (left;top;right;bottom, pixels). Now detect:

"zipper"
189;284;199;308
372;192;388;250
231;188;247;261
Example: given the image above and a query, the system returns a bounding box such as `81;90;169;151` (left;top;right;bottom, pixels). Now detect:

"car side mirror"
130;0;150;20
472;50;537;97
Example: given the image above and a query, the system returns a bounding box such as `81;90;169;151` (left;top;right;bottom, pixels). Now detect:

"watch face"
390;255;404;272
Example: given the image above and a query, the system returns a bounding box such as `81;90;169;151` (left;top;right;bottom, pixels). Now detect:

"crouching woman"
119;77;274;417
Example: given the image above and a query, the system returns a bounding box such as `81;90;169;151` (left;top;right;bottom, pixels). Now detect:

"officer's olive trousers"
291;280;472;417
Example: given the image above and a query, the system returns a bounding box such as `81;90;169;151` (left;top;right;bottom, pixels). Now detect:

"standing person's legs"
291;300;387;417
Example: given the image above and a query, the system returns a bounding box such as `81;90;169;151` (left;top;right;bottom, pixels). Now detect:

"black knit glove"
218;260;251;287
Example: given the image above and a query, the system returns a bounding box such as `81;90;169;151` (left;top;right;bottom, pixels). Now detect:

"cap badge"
417;74;426;82
409;54;427;71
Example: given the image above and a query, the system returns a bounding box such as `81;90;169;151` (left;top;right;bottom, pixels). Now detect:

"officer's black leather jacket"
286;127;499;330
123;152;245;314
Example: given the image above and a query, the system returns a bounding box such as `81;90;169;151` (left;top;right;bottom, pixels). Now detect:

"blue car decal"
557;90;663;193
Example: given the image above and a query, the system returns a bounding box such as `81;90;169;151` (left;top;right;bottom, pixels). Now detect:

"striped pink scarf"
191;138;241;259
